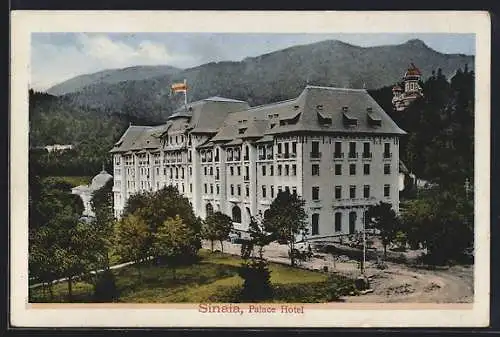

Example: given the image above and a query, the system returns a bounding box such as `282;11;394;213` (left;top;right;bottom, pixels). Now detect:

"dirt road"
205;240;473;303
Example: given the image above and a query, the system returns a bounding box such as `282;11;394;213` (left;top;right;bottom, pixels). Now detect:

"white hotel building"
110;86;406;239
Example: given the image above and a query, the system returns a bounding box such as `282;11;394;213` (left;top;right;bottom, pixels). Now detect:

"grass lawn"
29;250;355;303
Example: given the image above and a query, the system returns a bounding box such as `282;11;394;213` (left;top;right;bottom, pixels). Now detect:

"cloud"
30;34;192;91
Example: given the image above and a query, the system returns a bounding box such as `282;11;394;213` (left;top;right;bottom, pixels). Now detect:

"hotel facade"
110;86;406;239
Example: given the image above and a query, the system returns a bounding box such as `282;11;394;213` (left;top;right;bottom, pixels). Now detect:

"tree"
202;212;233;253
366;202;400;258
90;179;115;271
153;215;200;280
402;187;473;264
263;190;308;266
238;215;273;301
114;214;150;279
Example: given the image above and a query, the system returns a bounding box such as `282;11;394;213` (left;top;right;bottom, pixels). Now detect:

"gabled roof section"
110;125;163;153
182;99;250;134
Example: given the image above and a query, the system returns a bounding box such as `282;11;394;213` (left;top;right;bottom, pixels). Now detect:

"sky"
30;33;475;91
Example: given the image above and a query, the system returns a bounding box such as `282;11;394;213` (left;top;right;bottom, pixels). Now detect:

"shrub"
93;270;119;302
238;258;272;301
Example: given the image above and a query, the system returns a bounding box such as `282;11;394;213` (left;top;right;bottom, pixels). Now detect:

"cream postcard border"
10;10;491;327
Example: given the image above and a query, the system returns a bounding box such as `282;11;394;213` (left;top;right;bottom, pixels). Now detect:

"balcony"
276;153;284;159
214;155;219;162
383;152;393;160
362;152;373;160
243;155;249;161
333;152;344;160
258;154;266;160
310;152;322;160
290;153;297;158
244;175;250;181
348;152;358;160
267;153;274;160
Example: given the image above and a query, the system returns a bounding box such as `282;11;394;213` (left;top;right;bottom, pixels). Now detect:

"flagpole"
184;79;188;107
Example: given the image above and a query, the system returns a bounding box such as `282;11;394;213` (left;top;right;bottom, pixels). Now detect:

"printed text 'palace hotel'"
110;85;406;239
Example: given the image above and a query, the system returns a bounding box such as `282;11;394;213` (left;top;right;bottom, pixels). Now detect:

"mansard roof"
111;86;405;154
110;125;163;153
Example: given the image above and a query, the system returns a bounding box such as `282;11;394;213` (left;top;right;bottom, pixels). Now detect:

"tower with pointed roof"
392;63;424;111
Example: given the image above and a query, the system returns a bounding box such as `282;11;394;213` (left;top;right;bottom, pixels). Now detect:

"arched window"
232;206;241;223
311;213;319;235
349;211;357;234
206;203;214;217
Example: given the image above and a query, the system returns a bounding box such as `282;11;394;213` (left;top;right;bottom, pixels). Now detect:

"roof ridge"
305;85;367;92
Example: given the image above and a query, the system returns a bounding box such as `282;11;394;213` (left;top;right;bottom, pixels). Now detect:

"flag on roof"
171;80;188;93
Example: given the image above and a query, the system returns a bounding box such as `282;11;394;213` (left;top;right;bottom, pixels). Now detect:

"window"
349;212;357;234
335;164;342;175
277;143;282;154
384;164;391;175
292;142;297;154
206;203;214;217
349;142;356;158
216;184;220;194
204;167;207;176
262;165;266;176
350;185;356;199
312;214;319;235
204;184;208;194
230;184;234;195
246;185;249;197
237;166;241;176
190;184;192;193
230;166;234;176
384;184;390;197
292;187;297;195
312;141;319;154
245;166;249;179
364;163;370;175
209;167;213;176
278;165;282;176
270;165;274;176
384;143;391;157
262;185;267;198
216;168;220;179
232;206;241;223
334;142;342;157
349;164;356;175
181;168;185;179
285;186;290;193
364;185;370;198
156;167;159;175
363;142;371;157
285;165;289;176
335;186;342;199
312;164;320;176
237;184;241;196
189;167;192;176
270;186;275;198
312;186;320;200
335;212;342;232
210;184;214;194
175;167;179;179
278;186;283;194
292;164;297;176
284;143;290;157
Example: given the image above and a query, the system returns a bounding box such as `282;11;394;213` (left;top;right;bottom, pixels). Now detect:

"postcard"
10;10;490;327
